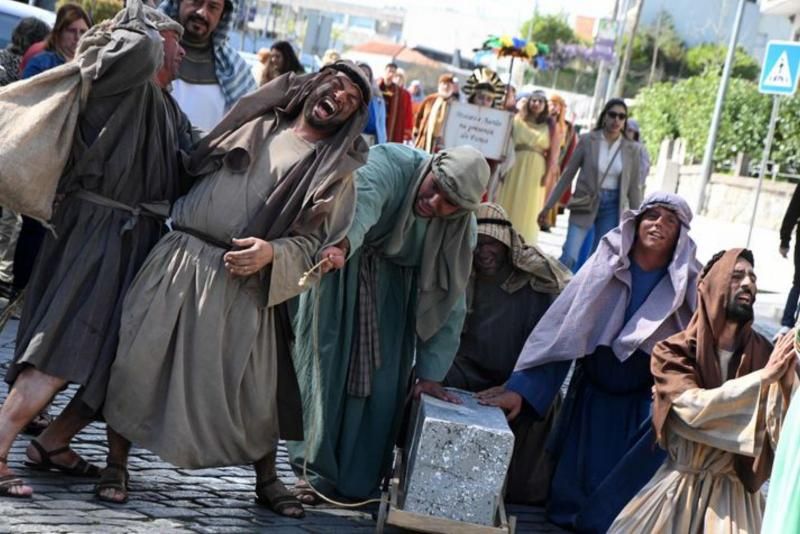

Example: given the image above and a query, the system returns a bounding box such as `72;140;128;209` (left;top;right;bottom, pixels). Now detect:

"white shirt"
171;80;226;132
598;135;624;191
718;348;734;380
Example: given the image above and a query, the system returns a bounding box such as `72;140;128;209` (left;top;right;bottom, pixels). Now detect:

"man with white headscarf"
481;192;701;532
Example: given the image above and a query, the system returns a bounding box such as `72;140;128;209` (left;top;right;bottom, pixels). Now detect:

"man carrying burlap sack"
0;0;199;498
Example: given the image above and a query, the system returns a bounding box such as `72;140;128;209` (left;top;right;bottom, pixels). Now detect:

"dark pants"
12;215;46;291
781;238;800;327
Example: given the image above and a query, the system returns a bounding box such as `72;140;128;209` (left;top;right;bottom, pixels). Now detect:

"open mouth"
416;198;432;217
736;293;754;304
648;230;664;240
316;96;338;119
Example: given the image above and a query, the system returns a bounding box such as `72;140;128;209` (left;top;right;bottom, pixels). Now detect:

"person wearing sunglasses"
538;98;644;272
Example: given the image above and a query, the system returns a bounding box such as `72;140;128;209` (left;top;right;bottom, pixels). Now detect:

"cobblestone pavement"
0;320;565;533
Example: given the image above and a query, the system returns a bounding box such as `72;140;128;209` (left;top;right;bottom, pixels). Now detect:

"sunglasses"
607;111;627;121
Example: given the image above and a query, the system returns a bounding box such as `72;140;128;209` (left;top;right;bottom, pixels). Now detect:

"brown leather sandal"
0;456;31;499
95;463;129;504
255;476;305;518
24;440;101;477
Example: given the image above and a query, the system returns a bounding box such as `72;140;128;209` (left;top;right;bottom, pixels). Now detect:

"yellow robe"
497;117;549;244
610;371;792;534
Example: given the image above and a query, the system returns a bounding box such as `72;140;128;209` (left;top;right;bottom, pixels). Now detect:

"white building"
638;0;793;63
761;0;800;38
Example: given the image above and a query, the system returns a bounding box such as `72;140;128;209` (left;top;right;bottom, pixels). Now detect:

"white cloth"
718;348;734;381
171;80;226;131
598;135;623;191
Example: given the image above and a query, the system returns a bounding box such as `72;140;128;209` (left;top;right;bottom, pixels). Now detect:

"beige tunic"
104;123;326;468
609;371;790;534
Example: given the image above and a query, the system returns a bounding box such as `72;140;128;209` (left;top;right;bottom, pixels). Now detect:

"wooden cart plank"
386;508;510;534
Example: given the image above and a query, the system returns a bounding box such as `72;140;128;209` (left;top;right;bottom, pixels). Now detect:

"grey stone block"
402;390;514;526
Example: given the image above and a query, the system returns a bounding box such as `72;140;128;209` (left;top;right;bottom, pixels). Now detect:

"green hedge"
634;74;773;171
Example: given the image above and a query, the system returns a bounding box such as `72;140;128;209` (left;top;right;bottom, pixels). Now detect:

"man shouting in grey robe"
102;60;371;516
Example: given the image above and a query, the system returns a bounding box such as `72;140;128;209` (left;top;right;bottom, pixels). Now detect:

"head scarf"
143;5;183;36
187;60;370;241
375;145;489;341
515;192;701;370
651;248;779;491
158;0;257;108
549;93;567;144
476;203;570;294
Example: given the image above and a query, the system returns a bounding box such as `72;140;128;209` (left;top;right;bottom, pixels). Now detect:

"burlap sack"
0;0;162;222
0;63;86;221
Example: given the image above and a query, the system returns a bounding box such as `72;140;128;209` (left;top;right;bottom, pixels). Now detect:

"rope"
294;259;384;509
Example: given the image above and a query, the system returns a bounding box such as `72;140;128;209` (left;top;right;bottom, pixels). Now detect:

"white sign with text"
442;102;513;160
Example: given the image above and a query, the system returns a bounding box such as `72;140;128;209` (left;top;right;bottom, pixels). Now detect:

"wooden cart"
375;448;516;534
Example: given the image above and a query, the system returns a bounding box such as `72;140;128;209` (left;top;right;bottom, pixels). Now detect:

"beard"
726;291;754;325
302;83;350;134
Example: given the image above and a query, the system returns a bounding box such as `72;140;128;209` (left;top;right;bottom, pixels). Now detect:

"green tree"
57;0;123;24
686;44;760;81
616;12;686;97
634;74;771;169
519;14;576;45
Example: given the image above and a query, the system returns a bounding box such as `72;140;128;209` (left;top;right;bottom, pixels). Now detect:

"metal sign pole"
746;95;781;248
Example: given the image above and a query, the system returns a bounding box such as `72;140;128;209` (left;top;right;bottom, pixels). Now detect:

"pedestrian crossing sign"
759;40;800;95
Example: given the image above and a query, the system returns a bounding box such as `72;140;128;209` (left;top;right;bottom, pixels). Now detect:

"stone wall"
646;139;796;231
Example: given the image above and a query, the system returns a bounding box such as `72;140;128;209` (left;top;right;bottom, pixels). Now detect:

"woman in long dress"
497;91;558;245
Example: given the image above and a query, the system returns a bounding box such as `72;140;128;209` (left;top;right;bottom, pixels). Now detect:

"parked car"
0;0;55;50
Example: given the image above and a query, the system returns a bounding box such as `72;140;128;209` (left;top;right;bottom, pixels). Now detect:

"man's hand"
478;390;523;421
224;237;273;277
319;238;350;274
762;330;796;385
474;385;506;400
318;246;346;274
780;246;790;259
537;209;548;228
413;379;462;404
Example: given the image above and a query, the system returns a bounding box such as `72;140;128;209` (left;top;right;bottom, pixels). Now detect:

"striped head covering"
158;0;257;109
476;203;570;294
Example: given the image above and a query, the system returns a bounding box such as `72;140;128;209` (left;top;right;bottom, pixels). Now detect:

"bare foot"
293;479;322;505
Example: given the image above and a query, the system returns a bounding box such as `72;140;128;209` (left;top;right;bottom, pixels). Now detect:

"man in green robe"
288;143;490;501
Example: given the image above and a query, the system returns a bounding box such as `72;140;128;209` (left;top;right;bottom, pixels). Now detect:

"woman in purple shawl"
481;192;700;532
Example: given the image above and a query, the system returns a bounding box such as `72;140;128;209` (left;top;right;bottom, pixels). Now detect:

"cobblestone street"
0;319;564;533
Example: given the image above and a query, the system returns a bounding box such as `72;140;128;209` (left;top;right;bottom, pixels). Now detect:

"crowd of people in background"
0;2;799;533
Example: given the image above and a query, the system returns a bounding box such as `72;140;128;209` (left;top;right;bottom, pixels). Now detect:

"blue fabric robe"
506;261;668;533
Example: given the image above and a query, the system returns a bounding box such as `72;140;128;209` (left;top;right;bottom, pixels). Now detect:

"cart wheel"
375;491;390;534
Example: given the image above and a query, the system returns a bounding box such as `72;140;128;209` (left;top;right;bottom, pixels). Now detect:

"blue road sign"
759;40;800;95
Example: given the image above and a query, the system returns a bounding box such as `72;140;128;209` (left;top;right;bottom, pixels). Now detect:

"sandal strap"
0;474;25;492
268;495;302;509
29;440;71;465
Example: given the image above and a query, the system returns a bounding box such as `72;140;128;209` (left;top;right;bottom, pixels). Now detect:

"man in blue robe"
481;192;700;532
